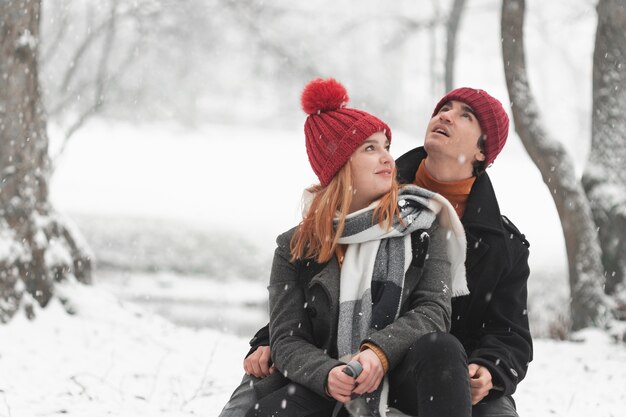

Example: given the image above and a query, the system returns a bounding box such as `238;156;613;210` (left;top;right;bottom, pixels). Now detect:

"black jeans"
246;331;471;417
387;331;471;416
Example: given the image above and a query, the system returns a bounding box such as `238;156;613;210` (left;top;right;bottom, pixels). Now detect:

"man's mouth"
432;125;450;137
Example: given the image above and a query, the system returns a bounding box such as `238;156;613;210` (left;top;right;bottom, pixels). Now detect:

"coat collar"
308;257;341;307
396;146;504;235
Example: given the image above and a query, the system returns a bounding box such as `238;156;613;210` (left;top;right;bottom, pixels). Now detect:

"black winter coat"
395;147;532;399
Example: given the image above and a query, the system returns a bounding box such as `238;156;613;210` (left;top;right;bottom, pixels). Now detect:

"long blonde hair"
290;163;401;263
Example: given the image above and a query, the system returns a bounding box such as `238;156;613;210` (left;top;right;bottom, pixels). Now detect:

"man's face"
424;100;485;169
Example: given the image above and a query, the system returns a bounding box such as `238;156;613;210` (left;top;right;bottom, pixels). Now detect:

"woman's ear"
474;151;486;162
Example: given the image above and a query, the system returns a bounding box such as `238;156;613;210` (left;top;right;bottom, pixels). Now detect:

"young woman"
233;78;471;417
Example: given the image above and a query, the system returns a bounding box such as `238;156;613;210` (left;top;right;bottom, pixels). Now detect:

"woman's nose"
381;150;393;165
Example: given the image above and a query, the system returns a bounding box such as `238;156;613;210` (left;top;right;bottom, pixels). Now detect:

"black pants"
246;331;471;417
388;331;471;416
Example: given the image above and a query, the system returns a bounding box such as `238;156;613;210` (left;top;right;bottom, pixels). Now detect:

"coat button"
306;306;317;318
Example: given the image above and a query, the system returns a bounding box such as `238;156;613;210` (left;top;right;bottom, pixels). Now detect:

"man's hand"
243;346;274;378
327;365;357;403
468;363;493;405
351;350;384;395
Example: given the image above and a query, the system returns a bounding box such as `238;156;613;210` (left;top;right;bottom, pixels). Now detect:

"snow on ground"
97;271;268;337
0;282;624;417
0;284;247;417
517;329;626;417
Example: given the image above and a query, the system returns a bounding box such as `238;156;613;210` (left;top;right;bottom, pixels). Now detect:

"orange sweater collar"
414;161;475;218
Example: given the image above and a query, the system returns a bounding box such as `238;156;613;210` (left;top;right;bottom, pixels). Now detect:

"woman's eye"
366;145;375;151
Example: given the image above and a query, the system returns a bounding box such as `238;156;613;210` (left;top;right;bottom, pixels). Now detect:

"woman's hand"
243;346;274;378
327;365;357;403
351;349;384;395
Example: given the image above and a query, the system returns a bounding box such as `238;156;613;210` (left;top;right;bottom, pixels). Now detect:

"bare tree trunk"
0;0;92;322
445;0;467;92
582;0;626;311
501;0;610;330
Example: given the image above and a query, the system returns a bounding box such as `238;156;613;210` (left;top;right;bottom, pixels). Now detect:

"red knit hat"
301;78;392;186
432;87;509;167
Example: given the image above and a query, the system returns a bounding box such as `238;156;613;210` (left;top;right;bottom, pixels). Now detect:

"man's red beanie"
302;78;391;186
432;87;509;167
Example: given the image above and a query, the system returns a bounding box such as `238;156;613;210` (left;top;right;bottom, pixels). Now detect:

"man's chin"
423;139;445;155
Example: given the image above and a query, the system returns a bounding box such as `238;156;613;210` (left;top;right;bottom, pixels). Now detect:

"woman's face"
348;131;394;212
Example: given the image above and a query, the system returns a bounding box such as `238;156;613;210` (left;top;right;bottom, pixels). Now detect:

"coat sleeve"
363;223;452;370
268;232;343;398
468;244;532;399
246;324;270;358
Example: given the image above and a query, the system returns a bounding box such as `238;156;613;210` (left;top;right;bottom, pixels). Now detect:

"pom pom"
301;78;349;115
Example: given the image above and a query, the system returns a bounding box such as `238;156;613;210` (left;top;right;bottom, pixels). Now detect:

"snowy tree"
0;0;92;322
582;0;626;319
501;0;615;331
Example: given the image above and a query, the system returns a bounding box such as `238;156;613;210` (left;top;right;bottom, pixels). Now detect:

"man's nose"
439;111;452;124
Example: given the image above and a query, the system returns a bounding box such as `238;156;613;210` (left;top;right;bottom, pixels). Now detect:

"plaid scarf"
335;185;467;417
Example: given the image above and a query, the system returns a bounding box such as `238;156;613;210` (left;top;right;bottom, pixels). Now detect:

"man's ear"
474;151;486;162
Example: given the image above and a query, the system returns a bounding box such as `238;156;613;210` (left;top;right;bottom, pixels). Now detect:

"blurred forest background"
42;1;457;132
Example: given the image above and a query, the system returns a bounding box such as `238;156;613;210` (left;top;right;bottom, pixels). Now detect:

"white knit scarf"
334;185;468;417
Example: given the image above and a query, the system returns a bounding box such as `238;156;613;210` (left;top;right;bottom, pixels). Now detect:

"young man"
220;87;532;417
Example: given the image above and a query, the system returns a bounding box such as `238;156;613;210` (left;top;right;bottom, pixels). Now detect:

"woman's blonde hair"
290;162;401;263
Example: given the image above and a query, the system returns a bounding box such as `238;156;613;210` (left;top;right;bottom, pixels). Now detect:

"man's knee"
393;331;467;387
405;331;466;364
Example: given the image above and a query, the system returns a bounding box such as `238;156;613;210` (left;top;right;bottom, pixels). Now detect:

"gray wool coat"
255;221;453;399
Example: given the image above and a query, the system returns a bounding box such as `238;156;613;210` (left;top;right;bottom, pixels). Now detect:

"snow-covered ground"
1;281;625;417
0;285;249;416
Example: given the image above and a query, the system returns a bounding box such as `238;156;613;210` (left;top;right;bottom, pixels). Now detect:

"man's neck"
423;155;474;182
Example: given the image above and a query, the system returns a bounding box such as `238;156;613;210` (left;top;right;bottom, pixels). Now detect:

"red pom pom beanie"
432;87;509;168
302;78;391;186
